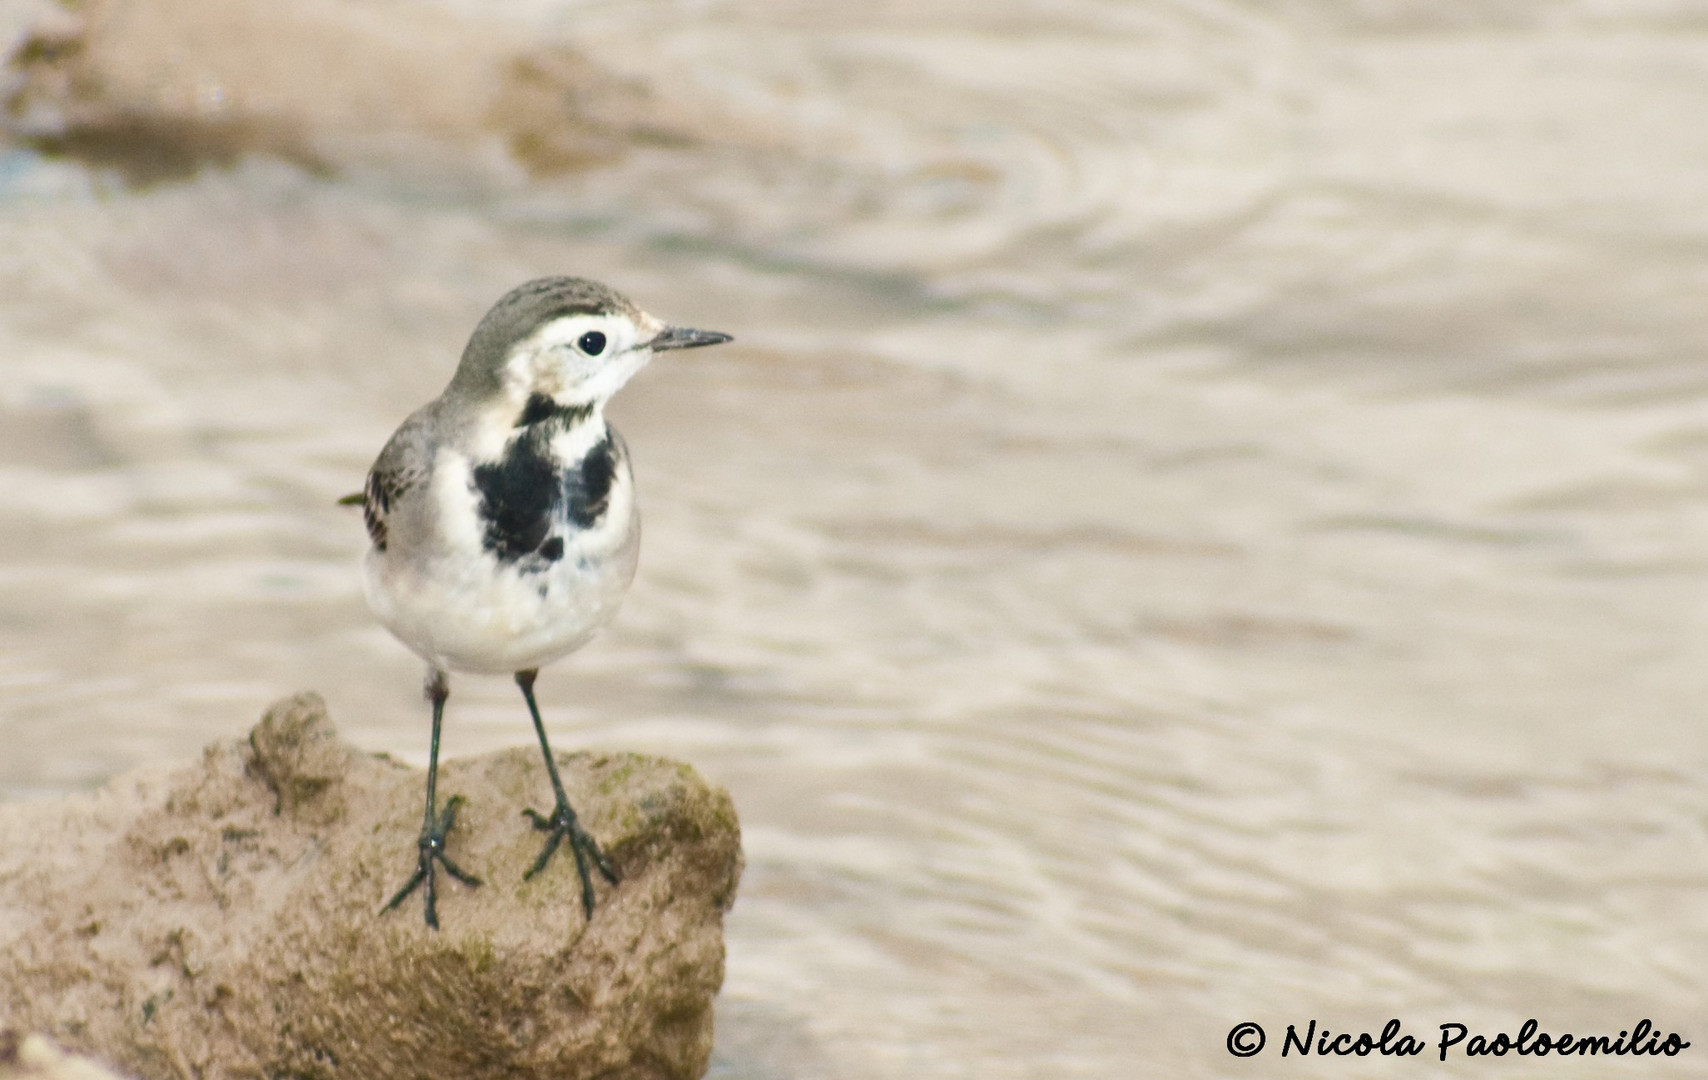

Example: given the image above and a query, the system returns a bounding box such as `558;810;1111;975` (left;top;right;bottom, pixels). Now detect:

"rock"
0;1033;132;1080
0;0;717;186
0;693;744;1080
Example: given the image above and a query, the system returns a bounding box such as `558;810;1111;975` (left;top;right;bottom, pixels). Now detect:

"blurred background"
3;0;1707;1076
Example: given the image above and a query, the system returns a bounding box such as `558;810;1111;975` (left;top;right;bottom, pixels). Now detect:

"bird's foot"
383;795;482;929
522;797;619;919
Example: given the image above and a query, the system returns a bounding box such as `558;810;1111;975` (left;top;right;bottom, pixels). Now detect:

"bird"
346;276;731;929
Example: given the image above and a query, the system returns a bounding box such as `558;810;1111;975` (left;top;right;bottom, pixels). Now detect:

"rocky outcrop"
0;0;718;186
0;693;743;1080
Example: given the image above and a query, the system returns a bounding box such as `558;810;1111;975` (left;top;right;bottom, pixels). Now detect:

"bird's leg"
516;669;619;918
383;667;481;929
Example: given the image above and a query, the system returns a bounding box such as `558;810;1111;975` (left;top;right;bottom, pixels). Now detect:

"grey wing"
361;468;392;550
361;411;435;553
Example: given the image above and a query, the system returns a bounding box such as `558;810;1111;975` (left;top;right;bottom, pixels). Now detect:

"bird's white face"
503;309;667;409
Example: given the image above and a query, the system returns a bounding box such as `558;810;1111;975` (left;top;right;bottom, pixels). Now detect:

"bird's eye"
578;330;607;356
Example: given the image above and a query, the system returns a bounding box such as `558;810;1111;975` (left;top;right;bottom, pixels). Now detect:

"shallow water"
2;0;1707;1076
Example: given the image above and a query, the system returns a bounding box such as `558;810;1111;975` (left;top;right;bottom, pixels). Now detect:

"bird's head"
447;277;731;417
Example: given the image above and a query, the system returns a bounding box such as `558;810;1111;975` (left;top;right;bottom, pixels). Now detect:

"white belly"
365;539;637;675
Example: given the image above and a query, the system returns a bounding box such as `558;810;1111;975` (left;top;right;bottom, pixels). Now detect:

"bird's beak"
647;326;733;351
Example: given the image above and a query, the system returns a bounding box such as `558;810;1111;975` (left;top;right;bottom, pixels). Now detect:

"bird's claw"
383;795;482;929
521;799;618;919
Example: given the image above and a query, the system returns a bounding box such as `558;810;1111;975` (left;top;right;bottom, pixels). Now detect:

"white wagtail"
345;277;731;929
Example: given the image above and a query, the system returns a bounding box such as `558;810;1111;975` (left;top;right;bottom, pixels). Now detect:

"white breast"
362;446;640;675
